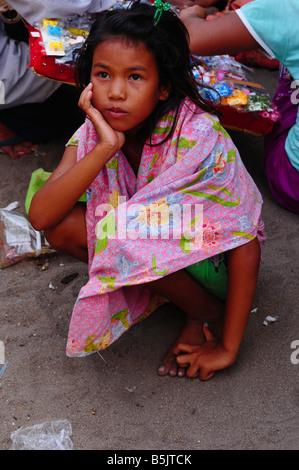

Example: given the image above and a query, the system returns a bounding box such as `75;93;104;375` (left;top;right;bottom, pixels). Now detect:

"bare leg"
44;203;88;263
145;269;225;377
44;203;223;376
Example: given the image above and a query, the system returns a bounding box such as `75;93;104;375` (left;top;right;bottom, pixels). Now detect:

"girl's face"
90;38;170;135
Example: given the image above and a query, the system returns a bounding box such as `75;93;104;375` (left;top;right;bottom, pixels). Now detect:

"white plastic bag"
0;202;53;268
10;420;74;450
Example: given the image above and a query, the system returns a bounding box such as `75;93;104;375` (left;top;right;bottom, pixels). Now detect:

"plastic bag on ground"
10;420;74;450
0;203;54;268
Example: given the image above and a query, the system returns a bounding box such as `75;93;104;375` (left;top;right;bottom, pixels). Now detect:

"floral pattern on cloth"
259;102;281;123
65;98;265;357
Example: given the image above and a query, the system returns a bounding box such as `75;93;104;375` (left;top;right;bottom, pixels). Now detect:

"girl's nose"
108;79;126;100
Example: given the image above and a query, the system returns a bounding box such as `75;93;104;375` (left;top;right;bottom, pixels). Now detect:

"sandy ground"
0;67;298;451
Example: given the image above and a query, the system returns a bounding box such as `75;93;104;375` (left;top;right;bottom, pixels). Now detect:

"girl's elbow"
28;205;48;232
28;213;43;232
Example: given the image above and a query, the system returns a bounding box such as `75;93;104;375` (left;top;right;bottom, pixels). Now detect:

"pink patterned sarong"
66;98;265;357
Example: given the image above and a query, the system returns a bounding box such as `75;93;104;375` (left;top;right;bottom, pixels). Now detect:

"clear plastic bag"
0;203;53;268
10;420;74;450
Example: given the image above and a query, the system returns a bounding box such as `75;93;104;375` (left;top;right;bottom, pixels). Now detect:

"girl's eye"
98;71;109;78
130;74;141;81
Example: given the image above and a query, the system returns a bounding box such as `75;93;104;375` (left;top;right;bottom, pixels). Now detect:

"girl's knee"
44;207;87;258
44;225;68;252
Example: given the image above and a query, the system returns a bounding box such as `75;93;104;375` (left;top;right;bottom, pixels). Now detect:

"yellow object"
42;18;59;27
66;27;89;37
221;89;247;106
49;40;64;51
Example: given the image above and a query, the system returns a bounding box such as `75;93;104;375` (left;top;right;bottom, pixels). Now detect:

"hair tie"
154;0;170;26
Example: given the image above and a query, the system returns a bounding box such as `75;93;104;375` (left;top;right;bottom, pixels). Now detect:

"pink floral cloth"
66;98;265;357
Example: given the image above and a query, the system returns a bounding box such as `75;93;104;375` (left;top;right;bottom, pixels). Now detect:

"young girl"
180;0;299;215
29;1;265;381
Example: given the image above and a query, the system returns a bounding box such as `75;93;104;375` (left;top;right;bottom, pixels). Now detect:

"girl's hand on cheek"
78;83;125;154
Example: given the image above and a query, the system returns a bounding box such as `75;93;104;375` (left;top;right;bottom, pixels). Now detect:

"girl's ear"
159;82;171;101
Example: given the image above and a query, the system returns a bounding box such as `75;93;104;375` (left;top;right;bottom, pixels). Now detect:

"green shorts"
185;254;228;300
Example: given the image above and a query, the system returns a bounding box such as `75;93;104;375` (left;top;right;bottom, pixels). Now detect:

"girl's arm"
29;143;115;230
29;83;125;231
175;237;261;380
221;237;260;358
179;6;260;55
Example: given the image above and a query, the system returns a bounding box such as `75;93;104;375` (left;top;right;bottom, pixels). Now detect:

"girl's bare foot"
144;268;225;377
158;313;224;377
158;318;206;377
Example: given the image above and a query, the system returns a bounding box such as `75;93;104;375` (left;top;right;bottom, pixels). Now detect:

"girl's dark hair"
75;0;218;144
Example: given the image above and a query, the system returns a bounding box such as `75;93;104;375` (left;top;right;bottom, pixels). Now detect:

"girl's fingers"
78;83;125;151
176;352;193;365
199;368;215;381
185;361;201;378
79;86;105;126
172;342;197;356
202;322;216;342
176;350;215;380
78;83;93;111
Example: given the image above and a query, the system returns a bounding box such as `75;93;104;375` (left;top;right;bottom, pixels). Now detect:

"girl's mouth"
106;108;127;118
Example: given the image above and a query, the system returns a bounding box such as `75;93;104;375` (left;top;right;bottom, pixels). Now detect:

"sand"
1;67;298;451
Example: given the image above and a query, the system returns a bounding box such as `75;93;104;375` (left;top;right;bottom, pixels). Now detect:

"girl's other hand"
174;323;236;380
78;83;125;154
